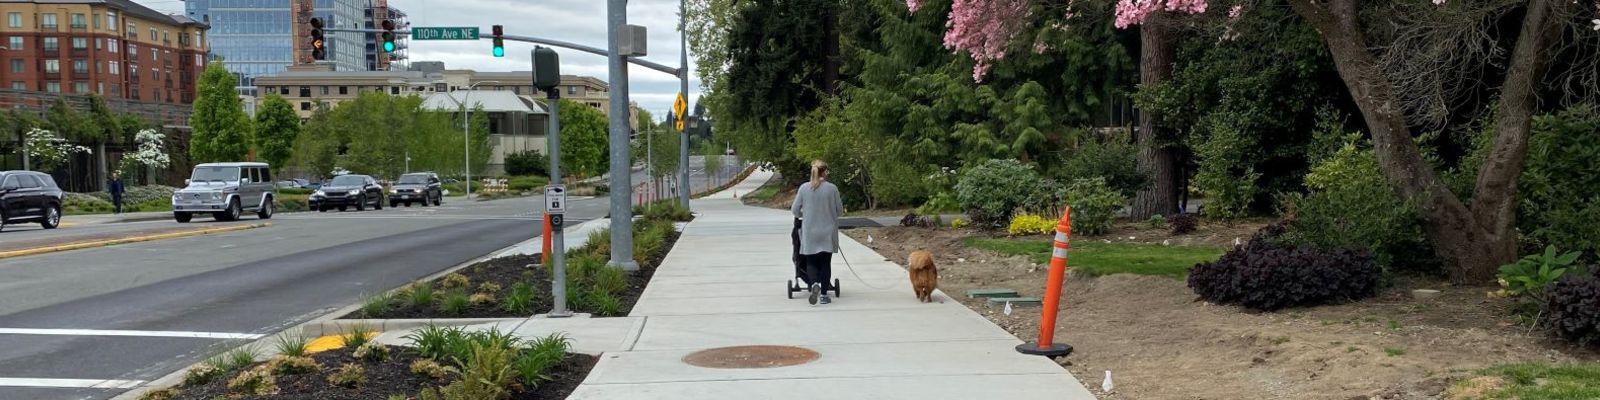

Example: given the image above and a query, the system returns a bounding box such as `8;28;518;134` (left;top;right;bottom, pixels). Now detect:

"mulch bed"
168;345;598;400
341;227;681;320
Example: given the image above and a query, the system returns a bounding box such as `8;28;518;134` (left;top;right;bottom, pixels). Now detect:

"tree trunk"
821;3;840;96
1286;0;1563;283
1131;20;1180;219
97;141;107;191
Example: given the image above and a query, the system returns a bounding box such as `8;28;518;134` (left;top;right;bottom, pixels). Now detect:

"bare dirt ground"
845;224;1599;400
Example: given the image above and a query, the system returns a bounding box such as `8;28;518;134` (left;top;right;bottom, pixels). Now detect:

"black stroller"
787;218;840;299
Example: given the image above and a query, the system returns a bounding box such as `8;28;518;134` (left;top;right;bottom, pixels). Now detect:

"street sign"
412;27;481;41
545;185;566;213
673;93;688;132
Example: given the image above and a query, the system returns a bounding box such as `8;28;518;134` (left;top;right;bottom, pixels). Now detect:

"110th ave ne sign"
412;27;480;40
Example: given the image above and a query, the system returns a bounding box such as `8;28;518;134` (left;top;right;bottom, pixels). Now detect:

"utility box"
617;24;647;57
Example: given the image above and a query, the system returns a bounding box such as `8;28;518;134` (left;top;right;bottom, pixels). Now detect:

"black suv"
0;171;64;231
390;172;442;207
311;174;385;212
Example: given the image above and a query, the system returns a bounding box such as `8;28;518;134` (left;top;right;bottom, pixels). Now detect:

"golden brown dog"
908;250;938;303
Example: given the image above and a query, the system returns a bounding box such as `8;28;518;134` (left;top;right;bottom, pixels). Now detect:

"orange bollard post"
1016;206;1074;357
542;212;553;265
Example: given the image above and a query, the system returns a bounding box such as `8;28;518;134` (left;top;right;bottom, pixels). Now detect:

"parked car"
275;178;311;189
172;162;278;223
390;172;443;207
310;174;385;212
0;170;64;231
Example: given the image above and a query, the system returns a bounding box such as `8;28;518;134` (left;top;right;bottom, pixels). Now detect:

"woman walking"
791;160;844;305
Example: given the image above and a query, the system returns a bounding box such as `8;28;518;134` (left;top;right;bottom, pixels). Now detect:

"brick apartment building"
0;0;209;104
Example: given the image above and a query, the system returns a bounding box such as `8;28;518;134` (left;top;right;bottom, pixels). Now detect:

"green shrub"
1518;105;1600;259
136;388;179;400
469;293;496;306
951;218;968;229
407;283;436;309
328;363;366;388
439;290;471;315
1192;121;1260;220
340;324;374;348
916;191;961;215
405;325;466;361
476;282;502;295
1057;135;1148;198
1188;224;1381;311
411;359;458;380
62;192;113;214
579;229;612;259
1007;214;1054;236
501;282;535;314
354;342;391;362
585;290;623;316
274;194;309;212
219;347;257;372
638;201;692;222
180;364;223;387
594;267;628;296
1491;245;1585;301
440;273;471;291
273;335;309;358
226;367;277;395
505;150;550;177
1282;135;1435;272
1146;214;1167;230
514;334;571;389
508;176;549;192
433;343;515;400
956;159;1041;228
360;292;394;317
278;187;315;195
1062;178;1124;236
266;355;322;375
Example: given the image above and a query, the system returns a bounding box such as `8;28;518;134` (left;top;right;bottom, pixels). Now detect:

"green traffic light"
384;41;395;52
493;47;505;57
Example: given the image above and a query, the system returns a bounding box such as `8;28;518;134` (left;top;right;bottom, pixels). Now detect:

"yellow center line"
0;223;271;260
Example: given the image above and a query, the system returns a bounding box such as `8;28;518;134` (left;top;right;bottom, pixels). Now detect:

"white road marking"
0;328;263;340
0;378;145;389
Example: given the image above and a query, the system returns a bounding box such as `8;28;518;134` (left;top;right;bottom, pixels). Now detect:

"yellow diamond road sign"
673;93;688;132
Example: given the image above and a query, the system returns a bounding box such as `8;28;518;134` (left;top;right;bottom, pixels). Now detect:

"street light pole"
606;0;638;271
458;80;498;198
679;0;692;208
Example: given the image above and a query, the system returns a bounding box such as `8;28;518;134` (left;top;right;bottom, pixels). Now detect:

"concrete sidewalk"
566;169;1096;399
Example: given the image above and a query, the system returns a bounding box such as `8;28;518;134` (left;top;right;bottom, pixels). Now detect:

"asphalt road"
0;193;612;400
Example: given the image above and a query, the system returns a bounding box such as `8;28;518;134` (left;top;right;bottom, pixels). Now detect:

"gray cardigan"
791;181;844;255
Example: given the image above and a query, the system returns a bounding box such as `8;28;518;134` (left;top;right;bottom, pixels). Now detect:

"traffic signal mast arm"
316;27;683;76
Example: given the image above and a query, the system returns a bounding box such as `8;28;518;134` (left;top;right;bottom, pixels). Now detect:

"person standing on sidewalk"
792;160;843;305
109;172;126;214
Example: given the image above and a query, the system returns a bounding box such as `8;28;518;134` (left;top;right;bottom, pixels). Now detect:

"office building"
185;0;364;95
362;0;404;71
0;0;209;103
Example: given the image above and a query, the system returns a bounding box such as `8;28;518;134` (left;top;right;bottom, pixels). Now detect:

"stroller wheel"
787;281;796;299
833;278;842;297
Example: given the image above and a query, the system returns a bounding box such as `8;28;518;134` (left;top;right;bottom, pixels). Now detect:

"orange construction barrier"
1016;206;1074;357
542;212;553;265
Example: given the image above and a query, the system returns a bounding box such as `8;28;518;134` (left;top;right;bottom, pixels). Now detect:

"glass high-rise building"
185;0;363;94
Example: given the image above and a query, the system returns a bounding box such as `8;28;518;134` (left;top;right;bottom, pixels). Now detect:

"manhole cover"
682;345;819;369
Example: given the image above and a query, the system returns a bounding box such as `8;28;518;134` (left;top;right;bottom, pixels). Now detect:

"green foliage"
1146;214;1167;229
360;292;394;317
440;273;471;291
1062;178;1125;236
255;94;300;174
1282;132;1435;272
327;363;366;388
1191;121;1260;220
405;325;467;361
955;159;1040;228
407;282;436;309
964;237;1223;279
191;62;254;163
1058;135;1148;198
439;290;471;315
291;105;340;178
410;359;458;380
950;218;968;229
136;387;179;400
226;367;277;395
558;100;610;178
514;334;571;389
46;97;96;141
1518;105;1600;258
266;355;321;375
1491;245;1584;301
181;364;223;387
500;282;535;314
1007;214;1054;236
1454;363;1600;400
273;335;309;358
638;200;693;222
219;347;258;372
354;342;391;362
292;93;489;180
504;150;549;177
438;343;516;400
340;324;374;349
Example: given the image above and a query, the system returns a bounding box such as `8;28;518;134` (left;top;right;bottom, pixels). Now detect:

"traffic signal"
492;25;505;57
309;17;326;60
381;20;396;53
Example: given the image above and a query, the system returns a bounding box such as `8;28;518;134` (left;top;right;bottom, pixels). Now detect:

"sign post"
536;47;573;318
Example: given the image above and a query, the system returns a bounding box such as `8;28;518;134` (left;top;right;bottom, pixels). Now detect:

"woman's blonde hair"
810;160;829;189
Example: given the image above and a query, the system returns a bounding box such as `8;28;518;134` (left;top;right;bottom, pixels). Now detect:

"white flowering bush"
118;129;170;177
25;128;91;171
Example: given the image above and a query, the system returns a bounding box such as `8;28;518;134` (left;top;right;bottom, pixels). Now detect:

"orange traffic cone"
1016;206;1073;357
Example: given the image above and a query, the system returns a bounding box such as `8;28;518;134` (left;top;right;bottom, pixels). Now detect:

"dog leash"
835;246;907;291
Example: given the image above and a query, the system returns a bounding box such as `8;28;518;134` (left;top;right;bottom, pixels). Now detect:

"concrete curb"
0;222;271;260
303;318;529;338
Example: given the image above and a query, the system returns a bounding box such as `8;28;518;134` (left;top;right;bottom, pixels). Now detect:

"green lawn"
962;237;1224;278
1448;363;1600;400
743;183;781;203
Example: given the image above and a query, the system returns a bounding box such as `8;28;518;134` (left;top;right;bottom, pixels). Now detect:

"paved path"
563;170;1095;399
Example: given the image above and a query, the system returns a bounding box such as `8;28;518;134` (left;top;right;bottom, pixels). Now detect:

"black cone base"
1015;342;1073;357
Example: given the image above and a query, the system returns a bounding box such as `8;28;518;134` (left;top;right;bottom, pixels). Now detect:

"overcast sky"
135;0;701;121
